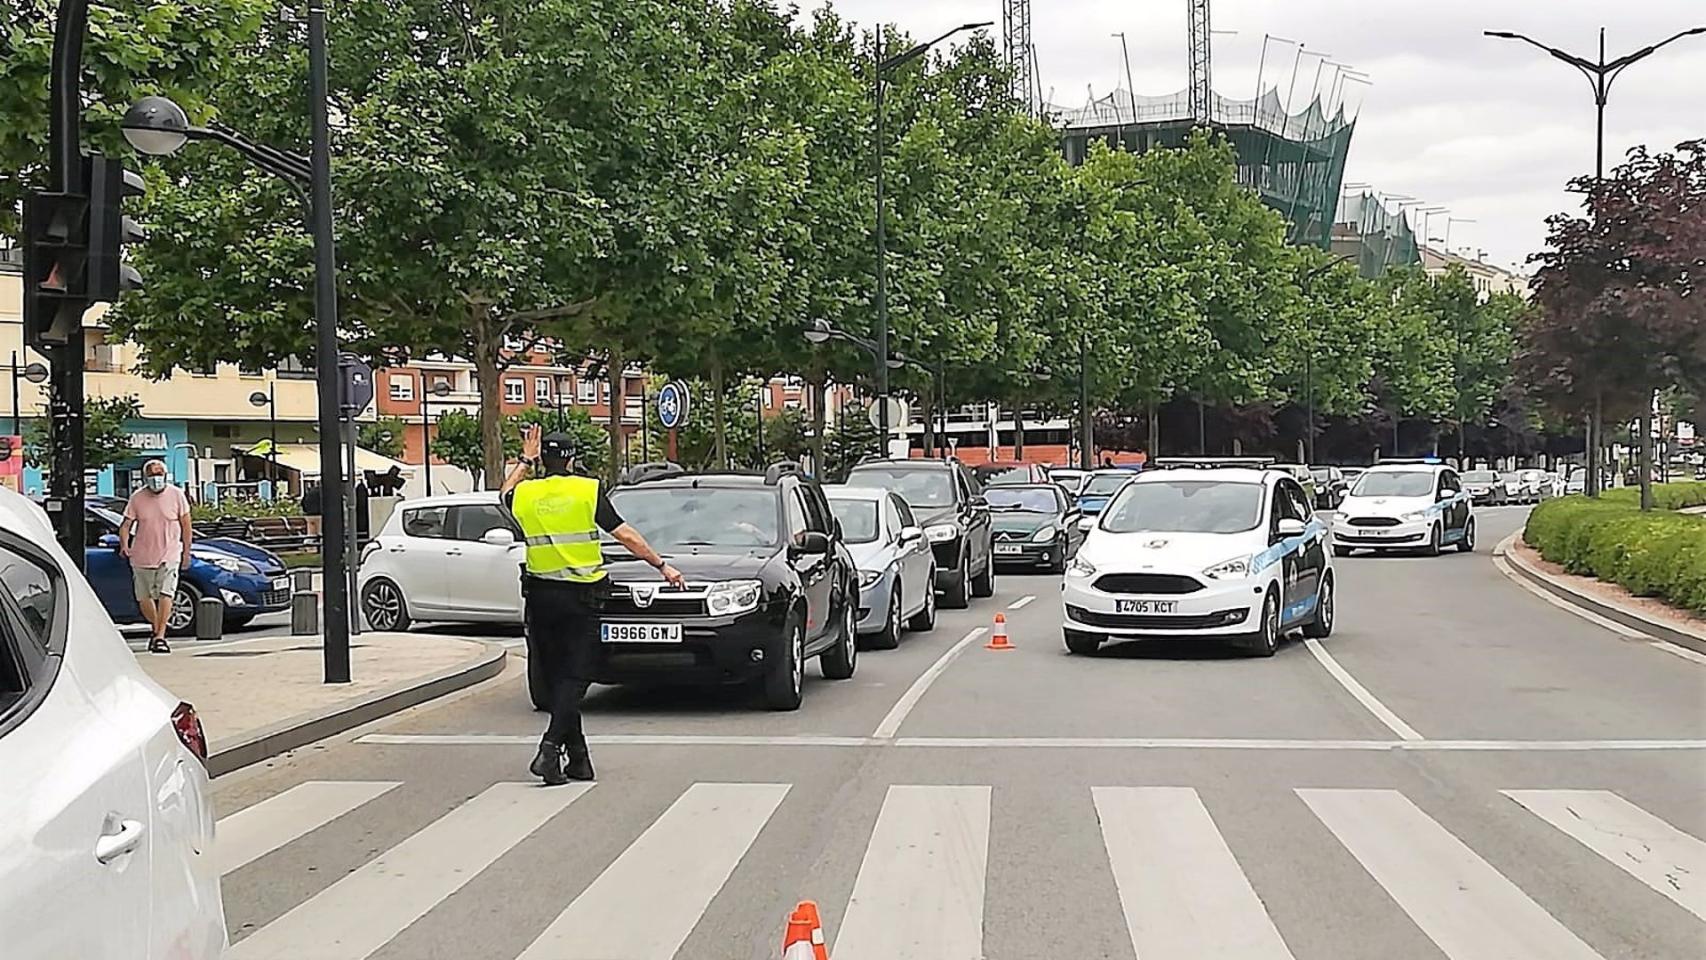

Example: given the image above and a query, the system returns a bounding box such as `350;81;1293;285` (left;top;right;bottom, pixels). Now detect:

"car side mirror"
1275;518;1306;539
969;495;988;509
1436;489;1454;502
98;533;120;550
482;527;517;547
899;525;924;545
794;531;831;555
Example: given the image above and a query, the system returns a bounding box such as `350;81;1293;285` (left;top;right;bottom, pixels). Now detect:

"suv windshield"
1351;471;1435;498
607;486;779;548
1102;480;1264;534
848;467;954;508
984;487;1058;513
1082;473;1133;496
827;498;879;544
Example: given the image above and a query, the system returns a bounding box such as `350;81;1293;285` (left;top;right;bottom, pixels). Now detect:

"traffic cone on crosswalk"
985;612;1015;650
781;900;829;959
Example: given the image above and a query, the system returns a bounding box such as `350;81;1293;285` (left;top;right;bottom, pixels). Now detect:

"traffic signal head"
22;188;91;348
87;155;146;303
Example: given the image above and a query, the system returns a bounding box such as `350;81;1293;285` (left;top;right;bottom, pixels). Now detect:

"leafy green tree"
427;409;491;486
359;417;407;459
24;395;141;472
510;406;607;476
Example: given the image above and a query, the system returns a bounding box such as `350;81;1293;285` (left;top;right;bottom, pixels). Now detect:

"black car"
1309;466;1349;510
985;483;1083;572
844;457;994;607
525;463;860;712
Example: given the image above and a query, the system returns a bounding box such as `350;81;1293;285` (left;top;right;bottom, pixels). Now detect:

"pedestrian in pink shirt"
119;459;193;652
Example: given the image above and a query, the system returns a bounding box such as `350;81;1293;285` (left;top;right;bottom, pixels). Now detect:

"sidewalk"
138;631;507;776
1496;532;1706;657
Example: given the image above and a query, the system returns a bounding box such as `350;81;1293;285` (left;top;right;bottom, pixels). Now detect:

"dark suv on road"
524;463;859;712
845;457;994;607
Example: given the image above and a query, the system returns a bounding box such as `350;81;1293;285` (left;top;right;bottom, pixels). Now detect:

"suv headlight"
1202;555;1252;580
925;524;958;543
706;580;763;616
1030;526;1057;543
209;556;253;574
858;568;883;587
1066;555;1097;578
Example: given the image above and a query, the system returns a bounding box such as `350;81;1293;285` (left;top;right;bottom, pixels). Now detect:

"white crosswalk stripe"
227;781;593;960
1505;789;1706;922
1300;788;1605;960
218;781;402;875
517;782;789;960
834;785;991;960
1094;786;1296;958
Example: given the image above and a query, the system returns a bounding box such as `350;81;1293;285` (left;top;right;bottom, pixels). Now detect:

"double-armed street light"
248;385;278;481
804;320;906;455
8;354;49;435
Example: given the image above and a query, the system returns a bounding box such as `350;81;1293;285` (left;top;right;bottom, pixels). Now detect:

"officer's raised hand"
522;424;543;462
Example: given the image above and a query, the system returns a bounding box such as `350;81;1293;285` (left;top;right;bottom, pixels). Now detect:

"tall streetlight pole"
248;385;277;482
874;21;991;450
1485;24;1705;504
1299;255;1355;464
805;320;905;457
420;378;450;496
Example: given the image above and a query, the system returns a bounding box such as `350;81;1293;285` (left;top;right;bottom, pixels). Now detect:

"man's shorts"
133;563;181;601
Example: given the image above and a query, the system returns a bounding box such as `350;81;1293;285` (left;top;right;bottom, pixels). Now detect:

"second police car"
1330;459;1476;557
1061;460;1334;657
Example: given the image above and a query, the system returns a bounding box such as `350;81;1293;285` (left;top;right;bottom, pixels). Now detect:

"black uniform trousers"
524;575;605;749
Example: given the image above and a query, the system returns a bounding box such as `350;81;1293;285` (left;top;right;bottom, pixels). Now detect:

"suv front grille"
604;586;705;617
1092;573;1203;595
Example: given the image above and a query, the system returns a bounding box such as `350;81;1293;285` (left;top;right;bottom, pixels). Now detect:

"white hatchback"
0;488;224;959
1061;466;1334;657
358;492;525;629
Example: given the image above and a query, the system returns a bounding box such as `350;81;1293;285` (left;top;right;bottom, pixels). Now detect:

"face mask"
146;475;167;493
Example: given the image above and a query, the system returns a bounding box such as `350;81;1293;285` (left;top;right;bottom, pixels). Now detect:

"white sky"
820;0;1706;272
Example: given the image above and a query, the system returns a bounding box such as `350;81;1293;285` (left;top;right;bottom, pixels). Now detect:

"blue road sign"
657;381;690;429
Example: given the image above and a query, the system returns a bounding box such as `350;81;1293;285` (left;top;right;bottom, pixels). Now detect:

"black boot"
564;741;596;781
530;740;569;786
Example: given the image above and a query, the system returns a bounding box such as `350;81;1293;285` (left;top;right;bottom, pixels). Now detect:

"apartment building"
1421;247;1531;300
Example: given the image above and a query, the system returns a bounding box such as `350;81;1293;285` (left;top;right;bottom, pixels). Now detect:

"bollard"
291;592;320;636
292;569;314;592
195;597;224;641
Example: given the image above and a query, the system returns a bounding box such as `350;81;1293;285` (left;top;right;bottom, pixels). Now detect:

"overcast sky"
820;0;1706;272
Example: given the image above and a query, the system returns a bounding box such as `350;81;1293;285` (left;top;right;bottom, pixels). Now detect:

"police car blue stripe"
1252;517;1329;573
1282;593;1319;625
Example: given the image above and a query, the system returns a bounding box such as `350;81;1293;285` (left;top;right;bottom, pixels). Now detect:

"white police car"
1331;460;1475;557
1061;461;1334;657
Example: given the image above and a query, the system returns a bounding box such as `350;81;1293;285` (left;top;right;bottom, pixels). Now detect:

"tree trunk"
607;344;625;486
1586;389;1601;498
921;389;935;458
1638;393;1654;511
1146;400;1159;460
710;357;727;469
1013;407;1026;460
808;372;827;476
470;303;505;489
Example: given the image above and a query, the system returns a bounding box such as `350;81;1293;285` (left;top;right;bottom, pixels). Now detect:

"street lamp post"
123;0;353;682
9;353;49;435
873;21;991;447
247;385;277;484
420;378;450;496
805;320;904;456
1485;24;1705;505
891;352;943;456
1298;255;1355;464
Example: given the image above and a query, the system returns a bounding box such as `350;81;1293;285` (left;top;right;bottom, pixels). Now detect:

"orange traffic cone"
781;900;829;960
985;611;1015;650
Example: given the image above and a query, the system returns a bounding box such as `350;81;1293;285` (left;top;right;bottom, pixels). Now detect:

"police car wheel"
1333;544;1353;558
1456;517;1477;553
821;595;858;678
763;617;805;711
1243;590;1280;657
1423;523;1442;557
1302;574;1334;639
907;570;937;631
1064;630;1102;656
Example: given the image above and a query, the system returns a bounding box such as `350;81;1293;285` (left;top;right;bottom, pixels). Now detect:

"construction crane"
1002;0;1040;116
1186;0;1213;123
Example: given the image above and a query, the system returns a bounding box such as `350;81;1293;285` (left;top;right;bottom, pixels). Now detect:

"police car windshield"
1082;473;1133;496
1101;480;1263;534
984;487;1059;513
849;467;954;508
1464;471;1498;482
606;486;779;548
827;499;879;544
1351;471;1434;498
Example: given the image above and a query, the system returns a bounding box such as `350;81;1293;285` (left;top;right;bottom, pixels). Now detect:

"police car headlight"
706;580;763;616
858;568;883;587
1030;526;1057;543
1202;556;1252;580
1066;555;1097;578
925;524;958;543
1399;510;1428;522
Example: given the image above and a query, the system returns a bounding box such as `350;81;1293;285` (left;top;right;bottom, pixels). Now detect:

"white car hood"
1337;494;1434;519
1080;529;1263;574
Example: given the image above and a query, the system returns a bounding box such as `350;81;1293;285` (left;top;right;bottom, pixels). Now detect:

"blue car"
84;504;293;635
1072;468;1140;533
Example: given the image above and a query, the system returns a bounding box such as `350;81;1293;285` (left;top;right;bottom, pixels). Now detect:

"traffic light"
21;185;90;348
86;154;145;302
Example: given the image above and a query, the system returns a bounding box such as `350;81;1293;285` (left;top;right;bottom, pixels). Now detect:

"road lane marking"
217;781;402;875
354;733;1706;751
834;785;990;960
1300;789;1603;960
1504;789;1706;921
870;627;987;739
1009;595;1036;610
227;781;592;960
1303;638;1422;741
519;783;789;959
1095;787;1295;958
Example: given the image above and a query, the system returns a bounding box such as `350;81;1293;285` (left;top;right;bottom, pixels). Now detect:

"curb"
206;640;509;778
1495;531;1706;657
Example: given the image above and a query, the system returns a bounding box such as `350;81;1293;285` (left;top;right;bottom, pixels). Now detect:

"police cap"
540;431;576;463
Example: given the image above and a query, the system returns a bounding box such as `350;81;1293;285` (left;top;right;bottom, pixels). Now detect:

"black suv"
525;463;859;711
844;457;994;607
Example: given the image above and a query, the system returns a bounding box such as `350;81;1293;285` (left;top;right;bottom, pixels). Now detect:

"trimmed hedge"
1524;483;1706;615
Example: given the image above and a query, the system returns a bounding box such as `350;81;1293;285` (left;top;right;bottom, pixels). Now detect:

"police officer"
501;424;684;784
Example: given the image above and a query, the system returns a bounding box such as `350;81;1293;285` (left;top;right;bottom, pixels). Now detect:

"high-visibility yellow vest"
509;474;605;583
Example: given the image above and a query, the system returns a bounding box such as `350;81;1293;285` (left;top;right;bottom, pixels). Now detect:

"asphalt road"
209;506;1706;960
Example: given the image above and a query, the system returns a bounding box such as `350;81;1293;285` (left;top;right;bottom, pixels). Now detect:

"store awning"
241;442;415;480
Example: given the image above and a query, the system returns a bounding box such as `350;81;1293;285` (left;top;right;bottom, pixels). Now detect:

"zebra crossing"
219;780;1704;959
